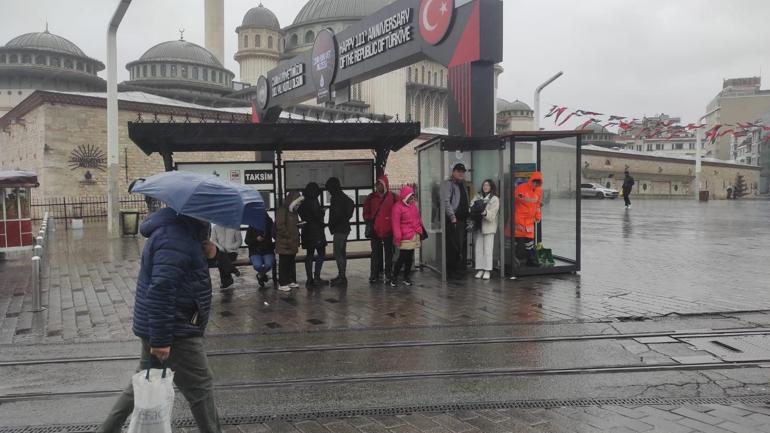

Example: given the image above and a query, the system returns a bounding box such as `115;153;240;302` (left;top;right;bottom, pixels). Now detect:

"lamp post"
107;0;132;238
695;106;720;201
534;71;563;131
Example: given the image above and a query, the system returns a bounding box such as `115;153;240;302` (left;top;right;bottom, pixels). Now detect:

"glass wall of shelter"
416;132;582;280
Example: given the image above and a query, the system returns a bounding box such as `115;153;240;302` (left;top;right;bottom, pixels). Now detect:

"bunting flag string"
545;104;767;144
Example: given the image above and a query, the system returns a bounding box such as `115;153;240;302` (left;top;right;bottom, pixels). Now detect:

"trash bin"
120;209;140;236
699;191;709;202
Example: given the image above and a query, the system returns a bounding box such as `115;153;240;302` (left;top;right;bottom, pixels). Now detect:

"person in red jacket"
514;171;543;267
390;185;424;287
363;175;397;283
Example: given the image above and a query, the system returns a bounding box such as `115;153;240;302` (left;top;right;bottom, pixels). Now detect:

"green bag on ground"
536;247;555;268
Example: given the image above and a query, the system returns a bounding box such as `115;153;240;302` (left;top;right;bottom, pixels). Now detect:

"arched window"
9;54;18;63
255;34;261;47
21;54;31;64
421;65;425;83
407;67;412;82
0;54;5;63
35;55;46;65
305;30;315;44
244;35;249;48
440;70;444;87
142;65;147;77
181;65;188;78
170;65;177;77
160;64;166;77
51;57;60;67
268;36;273;49
415;94;422;123
433;95;440;126
151;64;157;77
290;34;298;47
64;58;73;69
434;72;438;86
192;67;199;80
201;68;207;81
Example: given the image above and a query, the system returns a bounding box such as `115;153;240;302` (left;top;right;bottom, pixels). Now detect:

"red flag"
608;115;626;122
251;102;261;124
558;111;581;126
552;107;569;123
544;105;559;118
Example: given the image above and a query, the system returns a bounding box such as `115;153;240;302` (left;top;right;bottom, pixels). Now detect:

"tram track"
1;358;768;404
2;326;769;367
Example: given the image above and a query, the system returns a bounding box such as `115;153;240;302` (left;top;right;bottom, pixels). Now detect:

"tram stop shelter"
416;131;584;281
0;170;38;253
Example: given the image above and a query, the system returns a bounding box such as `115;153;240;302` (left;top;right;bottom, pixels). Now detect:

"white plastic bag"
127;367;175;433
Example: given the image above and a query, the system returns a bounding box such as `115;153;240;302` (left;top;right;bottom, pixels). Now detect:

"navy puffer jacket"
132;208;212;347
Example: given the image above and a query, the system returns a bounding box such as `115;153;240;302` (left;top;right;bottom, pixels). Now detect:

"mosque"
1;0;755;200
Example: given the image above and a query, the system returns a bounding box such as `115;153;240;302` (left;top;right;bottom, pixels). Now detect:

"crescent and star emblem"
419;0;453;45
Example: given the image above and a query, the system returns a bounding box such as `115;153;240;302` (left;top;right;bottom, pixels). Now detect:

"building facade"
705;77;770;160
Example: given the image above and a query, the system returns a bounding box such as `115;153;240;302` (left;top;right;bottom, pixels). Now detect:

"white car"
581;183;619;199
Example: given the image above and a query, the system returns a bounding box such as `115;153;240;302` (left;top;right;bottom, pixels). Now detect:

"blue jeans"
250;254;275;274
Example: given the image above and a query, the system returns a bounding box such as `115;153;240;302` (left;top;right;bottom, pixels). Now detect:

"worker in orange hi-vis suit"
514;171;543;267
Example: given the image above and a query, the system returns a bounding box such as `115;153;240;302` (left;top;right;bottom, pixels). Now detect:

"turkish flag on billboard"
419;0;454;45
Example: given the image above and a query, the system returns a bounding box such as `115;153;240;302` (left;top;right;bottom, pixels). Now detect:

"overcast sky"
2;0;769;125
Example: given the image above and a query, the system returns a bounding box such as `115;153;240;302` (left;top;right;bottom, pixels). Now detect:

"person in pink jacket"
390;185;424;287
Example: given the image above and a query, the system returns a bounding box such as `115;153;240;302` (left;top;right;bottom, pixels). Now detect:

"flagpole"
695;106;720;201
534;71;563;131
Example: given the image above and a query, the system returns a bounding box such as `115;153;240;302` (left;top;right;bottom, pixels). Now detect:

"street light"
694;106;720;201
534;71;564;131
107;0;132;238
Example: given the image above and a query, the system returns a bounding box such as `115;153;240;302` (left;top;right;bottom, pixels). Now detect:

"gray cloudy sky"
2;0;769;125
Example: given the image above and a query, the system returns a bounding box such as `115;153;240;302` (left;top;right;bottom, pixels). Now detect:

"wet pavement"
2;199;770;430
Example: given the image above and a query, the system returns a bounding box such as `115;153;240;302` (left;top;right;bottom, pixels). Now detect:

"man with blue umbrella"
99;172;266;432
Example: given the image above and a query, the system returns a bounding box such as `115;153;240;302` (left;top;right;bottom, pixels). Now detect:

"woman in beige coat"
473;179;500;280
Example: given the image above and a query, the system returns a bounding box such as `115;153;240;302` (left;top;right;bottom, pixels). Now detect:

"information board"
284;160;374;190
176;162;275;191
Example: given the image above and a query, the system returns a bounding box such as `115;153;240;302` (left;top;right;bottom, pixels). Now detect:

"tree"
733;173;748;199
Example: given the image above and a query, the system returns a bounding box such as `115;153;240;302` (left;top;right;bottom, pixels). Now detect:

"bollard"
31;256;42;312
34;244;44;271
36;235;44;248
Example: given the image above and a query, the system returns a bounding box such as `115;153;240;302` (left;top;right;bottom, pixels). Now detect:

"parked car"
581;183;619;199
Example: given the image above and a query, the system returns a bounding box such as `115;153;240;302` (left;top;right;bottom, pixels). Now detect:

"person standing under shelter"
275;191;304;291
363;175;397;283
390;185;424;287
98;207;222;433
472;179;500;280
514;171;544;268
622;170;635;209
441;163;470;277
245;215;275;289
298;182;328;287
209;223;242;289
326;177;355;287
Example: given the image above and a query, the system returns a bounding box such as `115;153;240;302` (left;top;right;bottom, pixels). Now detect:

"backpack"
468;198;487;232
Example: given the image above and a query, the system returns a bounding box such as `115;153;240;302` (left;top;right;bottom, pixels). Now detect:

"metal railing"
31;212;51;312
30;194;149;226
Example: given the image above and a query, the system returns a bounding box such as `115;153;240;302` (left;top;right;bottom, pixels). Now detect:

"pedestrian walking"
275;191;304;291
440;163;470;277
390;185;424;287
245;215;275;289
298;182;328;287
363;175;397;283
622;170;635;209
514;171;543;268
97;207;222;433
209;223;242;288
326;177;355;286
472;179;500;280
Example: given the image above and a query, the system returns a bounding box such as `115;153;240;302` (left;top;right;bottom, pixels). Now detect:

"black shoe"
313;277;329;286
331;276;347;287
221;278;234;289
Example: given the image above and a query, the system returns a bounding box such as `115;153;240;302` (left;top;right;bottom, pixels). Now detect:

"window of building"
142;64;147;77
86;64;92;73
655;143;664;150
268;36;273;49
434;72;438;86
290;34;298;47
637;145;642;151
689;142;695;150
646;144;653;151
9;54;18;63
192;67;198;80
170;65;177;77
244;35;249;48
160;64;166;77
50;57;59;67
35;55;46;65
77;62;85;71
151;64;157;77
673;143;683;150
219;72;224;84
64;58;73;69
256;34;261;47
747;143;752;153
201;68;207;81
305;30;315;44
0;54;5;63
440;70;444;87
181;65;188;78
421;66;425;83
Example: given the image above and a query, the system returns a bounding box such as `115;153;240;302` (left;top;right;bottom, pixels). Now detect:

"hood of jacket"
528;171;543;189
285;191;302;211
399;185;415;203
303;182;321;200
139;207;206;240
325;177;342;194
376;175;390;194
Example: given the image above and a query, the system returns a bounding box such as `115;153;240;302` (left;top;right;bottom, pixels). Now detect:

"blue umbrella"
130;171;266;230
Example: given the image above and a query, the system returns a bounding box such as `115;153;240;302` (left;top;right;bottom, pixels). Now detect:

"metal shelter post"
440;146;447;283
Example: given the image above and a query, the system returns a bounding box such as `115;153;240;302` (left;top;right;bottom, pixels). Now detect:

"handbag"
365;193;392;239
127;366;175;433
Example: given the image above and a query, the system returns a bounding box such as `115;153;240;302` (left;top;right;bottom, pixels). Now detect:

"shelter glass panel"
471;149;503;270
419;142;443;272
539;137;578;266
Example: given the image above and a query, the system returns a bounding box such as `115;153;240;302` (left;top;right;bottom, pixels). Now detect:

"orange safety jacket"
513;171;543;239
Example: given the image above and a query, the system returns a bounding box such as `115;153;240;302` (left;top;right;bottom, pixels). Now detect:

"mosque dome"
292;0;396;26
5;31;87;57
497;98;533;115
137;40;224;68
241;3;281;30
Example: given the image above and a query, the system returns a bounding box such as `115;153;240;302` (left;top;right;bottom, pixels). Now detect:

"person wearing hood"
298;182;328;287
98;207;222;432
326;177;355;286
245;215;275;289
209;223;243;289
275;191;304;291
363;175;397;283
390;185;424;287
514;171;544;267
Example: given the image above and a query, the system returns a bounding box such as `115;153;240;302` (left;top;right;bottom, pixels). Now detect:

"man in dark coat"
326;177;355;286
622;170;635;209
298;182;328;287
98;207;221;433
245;215;275;289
